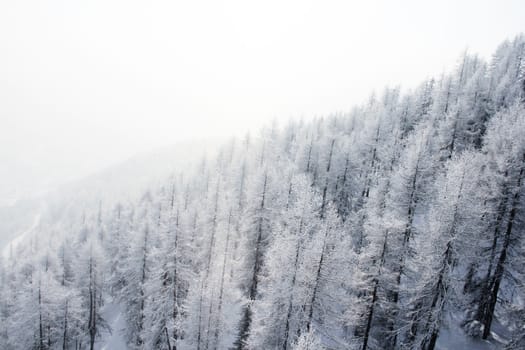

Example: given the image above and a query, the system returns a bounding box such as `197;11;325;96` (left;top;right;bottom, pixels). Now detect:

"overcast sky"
1;0;524;201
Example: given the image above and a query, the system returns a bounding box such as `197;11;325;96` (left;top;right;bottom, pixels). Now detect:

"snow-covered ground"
437;328;496;350
436;313;501;350
96;302;128;350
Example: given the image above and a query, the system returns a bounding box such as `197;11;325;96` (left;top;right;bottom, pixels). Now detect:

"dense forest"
1;35;524;349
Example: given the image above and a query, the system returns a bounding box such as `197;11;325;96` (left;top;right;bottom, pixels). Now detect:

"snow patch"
96;302;128;350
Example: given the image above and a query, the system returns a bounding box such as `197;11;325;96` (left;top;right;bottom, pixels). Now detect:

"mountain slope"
1;35;524;350
0;139;220;255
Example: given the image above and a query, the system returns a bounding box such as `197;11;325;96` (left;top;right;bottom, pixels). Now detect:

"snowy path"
96;302;128;350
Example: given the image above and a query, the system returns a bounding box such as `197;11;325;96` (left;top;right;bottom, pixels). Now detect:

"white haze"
1;0;524;202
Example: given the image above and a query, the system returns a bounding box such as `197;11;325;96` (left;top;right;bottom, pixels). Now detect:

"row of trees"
1;35;524;349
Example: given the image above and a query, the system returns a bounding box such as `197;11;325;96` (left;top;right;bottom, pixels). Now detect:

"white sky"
1;0;524;200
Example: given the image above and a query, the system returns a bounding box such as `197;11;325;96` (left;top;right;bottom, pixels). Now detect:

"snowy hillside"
0;140;219;255
1;35;525;350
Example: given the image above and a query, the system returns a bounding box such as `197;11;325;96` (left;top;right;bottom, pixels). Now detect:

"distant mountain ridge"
0;139;220;254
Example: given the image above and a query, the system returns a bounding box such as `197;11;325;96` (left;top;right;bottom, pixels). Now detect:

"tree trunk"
198;180;220;350
388;152;421;347
362;230;388;350
172;207;180;350
282;218;304;350
213;210;232;350
305;223;331;333
38;280;44;350
481;157;524;339
235;173;267;350
62;299;68;350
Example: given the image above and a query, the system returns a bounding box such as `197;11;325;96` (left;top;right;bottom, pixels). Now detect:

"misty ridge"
1;31;525;350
